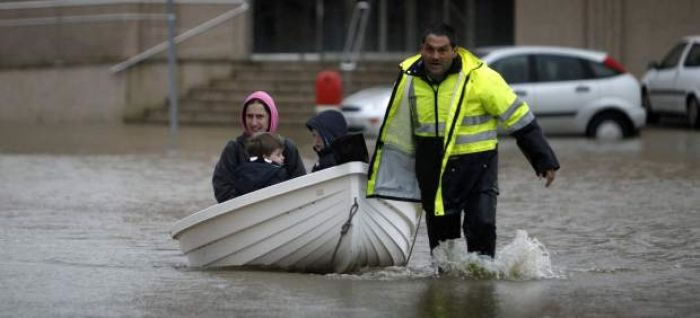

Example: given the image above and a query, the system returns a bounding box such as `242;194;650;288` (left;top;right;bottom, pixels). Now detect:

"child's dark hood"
305;110;348;149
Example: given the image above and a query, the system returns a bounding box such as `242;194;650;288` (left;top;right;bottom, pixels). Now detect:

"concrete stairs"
136;60;399;127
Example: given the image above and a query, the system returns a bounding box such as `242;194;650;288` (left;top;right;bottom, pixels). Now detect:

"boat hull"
171;162;421;273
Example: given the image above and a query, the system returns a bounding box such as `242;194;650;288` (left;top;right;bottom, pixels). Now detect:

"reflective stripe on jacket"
367;47;535;216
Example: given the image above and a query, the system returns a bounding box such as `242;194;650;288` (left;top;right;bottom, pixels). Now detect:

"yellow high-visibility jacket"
367;47;543;216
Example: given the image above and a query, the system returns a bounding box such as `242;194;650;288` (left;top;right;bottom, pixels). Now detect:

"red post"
315;70;342;112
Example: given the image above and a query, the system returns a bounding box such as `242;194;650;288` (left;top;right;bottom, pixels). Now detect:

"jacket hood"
306;110;348;149
242;91;279;134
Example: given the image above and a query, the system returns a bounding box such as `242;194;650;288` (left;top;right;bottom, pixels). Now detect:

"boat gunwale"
170;161;370;238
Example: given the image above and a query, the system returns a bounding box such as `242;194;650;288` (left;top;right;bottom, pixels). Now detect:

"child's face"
267;148;285;165
311;129;324;152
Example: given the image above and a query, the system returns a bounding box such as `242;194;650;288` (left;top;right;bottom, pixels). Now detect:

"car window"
589;60;621;78
683;43;700;67
534;54;590;82
490;55;530;84
658;42;686;69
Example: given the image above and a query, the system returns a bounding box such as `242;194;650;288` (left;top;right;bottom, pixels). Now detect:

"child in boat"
306;110;368;172
306;110;348;172
230;132;290;197
212;91;306;203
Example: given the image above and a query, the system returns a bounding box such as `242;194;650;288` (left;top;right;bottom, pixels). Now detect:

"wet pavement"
1;122;699;317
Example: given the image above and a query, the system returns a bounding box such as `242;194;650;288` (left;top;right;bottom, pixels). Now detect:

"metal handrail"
0;13;168;27
0;0;249;142
111;0;248;73
0;0;249;73
0;0;239;10
340;1;370;71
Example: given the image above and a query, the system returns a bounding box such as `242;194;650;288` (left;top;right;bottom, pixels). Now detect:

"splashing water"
328;266;435;281
432;230;558;280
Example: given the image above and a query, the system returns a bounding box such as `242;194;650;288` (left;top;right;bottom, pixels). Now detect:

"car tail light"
603;56;626;73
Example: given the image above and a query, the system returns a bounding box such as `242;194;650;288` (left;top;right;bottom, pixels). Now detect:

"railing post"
166;0;179;147
340;1;370;71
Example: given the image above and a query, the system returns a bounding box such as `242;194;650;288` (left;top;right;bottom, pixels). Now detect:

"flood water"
1;123;699;317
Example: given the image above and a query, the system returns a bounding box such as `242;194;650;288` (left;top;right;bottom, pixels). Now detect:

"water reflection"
418;279;498;317
1;123;699;317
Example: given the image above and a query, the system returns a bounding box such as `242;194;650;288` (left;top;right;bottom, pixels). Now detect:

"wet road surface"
1;123;699;317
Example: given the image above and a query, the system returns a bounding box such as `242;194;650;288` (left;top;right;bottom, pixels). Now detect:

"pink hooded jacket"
242;91;279;134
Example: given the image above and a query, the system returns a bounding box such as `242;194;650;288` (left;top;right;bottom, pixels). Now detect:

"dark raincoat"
213;135;305;203
230;157;289;197
306;110;348;172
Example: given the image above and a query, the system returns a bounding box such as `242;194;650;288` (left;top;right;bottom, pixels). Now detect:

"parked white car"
341;86;392;137
641;35;700;129
477;46;645;138
341;46;646;138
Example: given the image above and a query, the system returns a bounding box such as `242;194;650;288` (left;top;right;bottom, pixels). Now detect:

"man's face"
245;102;270;134
420;34;456;80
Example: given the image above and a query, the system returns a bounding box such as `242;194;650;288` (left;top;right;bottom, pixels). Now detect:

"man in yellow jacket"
367;23;559;258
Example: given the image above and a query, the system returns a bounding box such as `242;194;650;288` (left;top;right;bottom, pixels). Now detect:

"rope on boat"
330;197;359;270
405;211;423;265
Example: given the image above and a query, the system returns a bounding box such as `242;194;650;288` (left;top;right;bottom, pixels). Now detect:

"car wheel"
642;90;659;124
688;97;700;130
586;113;631;140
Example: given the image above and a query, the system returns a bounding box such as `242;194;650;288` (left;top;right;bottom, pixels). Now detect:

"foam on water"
328;265;435;281
328;230;560;281
433;229;558;280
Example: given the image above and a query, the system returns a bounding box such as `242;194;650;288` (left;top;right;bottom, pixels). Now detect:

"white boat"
170;162;422;273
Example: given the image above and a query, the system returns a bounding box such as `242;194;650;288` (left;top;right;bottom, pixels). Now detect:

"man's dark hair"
421;23;457;47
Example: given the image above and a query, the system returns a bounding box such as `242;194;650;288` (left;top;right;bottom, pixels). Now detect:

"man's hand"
538;169;556;187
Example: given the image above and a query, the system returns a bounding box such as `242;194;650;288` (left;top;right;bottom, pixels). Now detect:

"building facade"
0;0;697;123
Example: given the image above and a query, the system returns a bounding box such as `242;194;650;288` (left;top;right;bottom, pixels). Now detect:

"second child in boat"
230;132;290;197
306;110;349;172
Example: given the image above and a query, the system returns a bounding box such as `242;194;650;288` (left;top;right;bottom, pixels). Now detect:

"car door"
678;42;700;104
488;54;535;102
530;54;599;133
488;54;544;134
647;42;688;113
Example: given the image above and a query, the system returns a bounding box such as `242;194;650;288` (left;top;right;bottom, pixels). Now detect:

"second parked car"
641;35;700;129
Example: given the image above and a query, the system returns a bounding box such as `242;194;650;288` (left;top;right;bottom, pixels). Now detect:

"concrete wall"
0;3;251;67
0;2;251;123
0;60;235;123
515;0;700;78
122;60;234;120
0;65;125;123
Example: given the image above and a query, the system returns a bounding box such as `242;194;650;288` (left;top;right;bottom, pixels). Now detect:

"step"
228;69;398;82
137;60;400;126
143;108;313;126
227;61;399;72
187;88;315;102
210;77;393;90
191;85;316;96
210;79;315;92
180;98;314;112
184;91;315;105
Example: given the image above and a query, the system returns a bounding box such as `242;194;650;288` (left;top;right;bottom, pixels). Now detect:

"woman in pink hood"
212;91;306;203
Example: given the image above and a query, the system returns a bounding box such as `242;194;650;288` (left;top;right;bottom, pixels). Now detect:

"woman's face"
245;102;270;134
